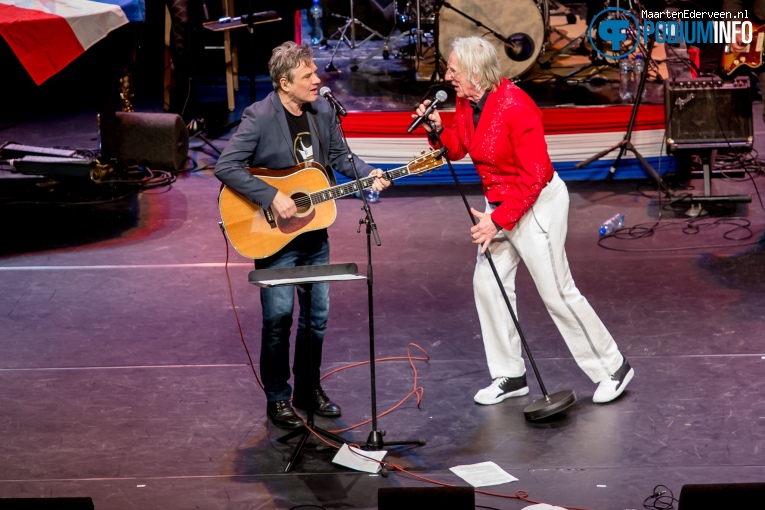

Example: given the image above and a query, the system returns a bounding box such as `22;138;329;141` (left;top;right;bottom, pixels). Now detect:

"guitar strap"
308;112;337;187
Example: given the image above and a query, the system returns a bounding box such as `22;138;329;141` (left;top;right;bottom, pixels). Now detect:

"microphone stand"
427;127;576;421
331;105;425;456
574;30;669;193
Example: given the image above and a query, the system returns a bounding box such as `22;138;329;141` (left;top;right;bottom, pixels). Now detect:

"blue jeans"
255;231;330;402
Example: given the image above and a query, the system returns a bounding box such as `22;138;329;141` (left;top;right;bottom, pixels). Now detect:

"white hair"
451;36;502;92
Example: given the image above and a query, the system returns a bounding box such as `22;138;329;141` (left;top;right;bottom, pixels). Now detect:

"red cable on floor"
222;240;591;510
221;229;264;390
323;342;428;434
222;233;428;426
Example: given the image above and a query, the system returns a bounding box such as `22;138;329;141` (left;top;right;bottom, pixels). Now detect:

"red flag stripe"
0;4;84;85
337;104;665;138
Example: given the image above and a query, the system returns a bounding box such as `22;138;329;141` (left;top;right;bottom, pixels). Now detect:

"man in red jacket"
413;36;633;405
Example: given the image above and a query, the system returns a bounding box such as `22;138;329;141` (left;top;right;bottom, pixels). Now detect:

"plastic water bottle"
352;189;380;203
309;0;323;45
619;58;633;103
365;189;380;204
599;213;625;236
632;54;645;100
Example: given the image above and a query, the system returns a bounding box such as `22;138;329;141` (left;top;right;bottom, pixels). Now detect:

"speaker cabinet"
664;76;753;153
0;497;94;509
679;482;765;509
113;112;189;171
378;486;475;510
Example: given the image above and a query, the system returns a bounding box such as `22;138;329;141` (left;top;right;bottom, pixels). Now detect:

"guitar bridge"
264;207;277;229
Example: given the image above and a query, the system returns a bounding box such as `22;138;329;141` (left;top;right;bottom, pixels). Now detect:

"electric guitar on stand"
721;22;765;75
219;148;446;259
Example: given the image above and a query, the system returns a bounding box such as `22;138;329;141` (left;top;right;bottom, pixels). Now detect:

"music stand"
202;10;281;106
249;263;366;473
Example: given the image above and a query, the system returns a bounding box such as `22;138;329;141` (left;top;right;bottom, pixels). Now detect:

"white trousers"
473;173;623;384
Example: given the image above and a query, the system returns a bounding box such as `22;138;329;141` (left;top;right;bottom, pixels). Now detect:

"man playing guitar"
214;41;390;430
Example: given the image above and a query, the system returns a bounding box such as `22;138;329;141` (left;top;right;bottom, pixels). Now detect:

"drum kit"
392;0;552;79
326;0;613;81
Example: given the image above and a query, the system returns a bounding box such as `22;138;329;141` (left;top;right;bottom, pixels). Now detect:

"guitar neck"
308;165;412;205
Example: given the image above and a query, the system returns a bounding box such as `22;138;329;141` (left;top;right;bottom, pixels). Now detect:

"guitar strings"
293;177;377;208
288;156;434;208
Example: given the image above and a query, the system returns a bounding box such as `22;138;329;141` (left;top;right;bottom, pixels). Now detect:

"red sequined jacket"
433;78;554;231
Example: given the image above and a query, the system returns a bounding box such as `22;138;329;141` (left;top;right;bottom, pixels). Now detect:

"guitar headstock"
407;148;446;175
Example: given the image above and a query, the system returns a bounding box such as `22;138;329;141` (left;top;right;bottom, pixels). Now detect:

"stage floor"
0;108;765;510
3;3;765;509
2;120;765;510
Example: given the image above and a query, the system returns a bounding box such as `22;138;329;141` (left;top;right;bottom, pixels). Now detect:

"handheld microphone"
407;90;448;134
319;87;347;117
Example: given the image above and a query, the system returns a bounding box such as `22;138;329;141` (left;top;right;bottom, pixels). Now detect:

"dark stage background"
3;1;765;509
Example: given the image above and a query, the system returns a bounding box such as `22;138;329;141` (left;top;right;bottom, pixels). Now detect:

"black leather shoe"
292;388;342;417
266;400;305;429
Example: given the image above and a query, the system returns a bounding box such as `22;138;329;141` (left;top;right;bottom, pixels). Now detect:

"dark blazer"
214;91;375;209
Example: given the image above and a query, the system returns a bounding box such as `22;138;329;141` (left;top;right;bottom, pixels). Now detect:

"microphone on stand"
504;33;535;61
407;90;448;134
319;86;347;117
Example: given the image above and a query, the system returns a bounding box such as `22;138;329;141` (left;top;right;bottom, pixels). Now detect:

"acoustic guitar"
218;148;445;259
721;23;765;75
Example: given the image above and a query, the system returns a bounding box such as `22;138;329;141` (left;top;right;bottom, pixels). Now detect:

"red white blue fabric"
0;0;145;85
337;104;672;184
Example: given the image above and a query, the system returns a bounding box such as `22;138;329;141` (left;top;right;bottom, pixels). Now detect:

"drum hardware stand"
411;0;432;67
350;29;413;72
426;134;576;422
535;0;607;74
349;6;415;71
537;22;592;70
574;34;670;193
429;0;446;82
438;1;537;65
325;0;385;72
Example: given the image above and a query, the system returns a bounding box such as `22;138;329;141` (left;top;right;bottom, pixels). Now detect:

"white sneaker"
474;375;529;405
593;359;634;404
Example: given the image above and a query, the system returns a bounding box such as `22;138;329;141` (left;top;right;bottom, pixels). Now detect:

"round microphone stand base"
366;430;384;449
523;390;576;422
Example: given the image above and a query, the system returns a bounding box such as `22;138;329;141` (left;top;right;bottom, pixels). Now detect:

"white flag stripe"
344;129;666;166
1;0;128;49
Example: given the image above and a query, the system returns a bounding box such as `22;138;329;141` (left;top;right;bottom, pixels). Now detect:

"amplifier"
112;112;189;171
664;76;753;152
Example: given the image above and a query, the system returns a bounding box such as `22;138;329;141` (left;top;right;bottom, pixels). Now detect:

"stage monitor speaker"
113;112;189;171
679;482;765;509
664;76;753;153
377;486;474;510
0;497;94;509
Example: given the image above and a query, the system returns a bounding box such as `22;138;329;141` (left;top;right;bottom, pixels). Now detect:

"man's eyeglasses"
445;66;462;76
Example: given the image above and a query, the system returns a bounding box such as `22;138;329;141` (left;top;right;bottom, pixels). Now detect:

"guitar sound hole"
292;192;311;215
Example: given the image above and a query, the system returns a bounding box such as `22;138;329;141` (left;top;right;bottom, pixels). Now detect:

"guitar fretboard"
307;166;411;205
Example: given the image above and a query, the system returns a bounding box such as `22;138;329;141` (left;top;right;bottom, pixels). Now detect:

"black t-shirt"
284;107;313;164
279;105;329;245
